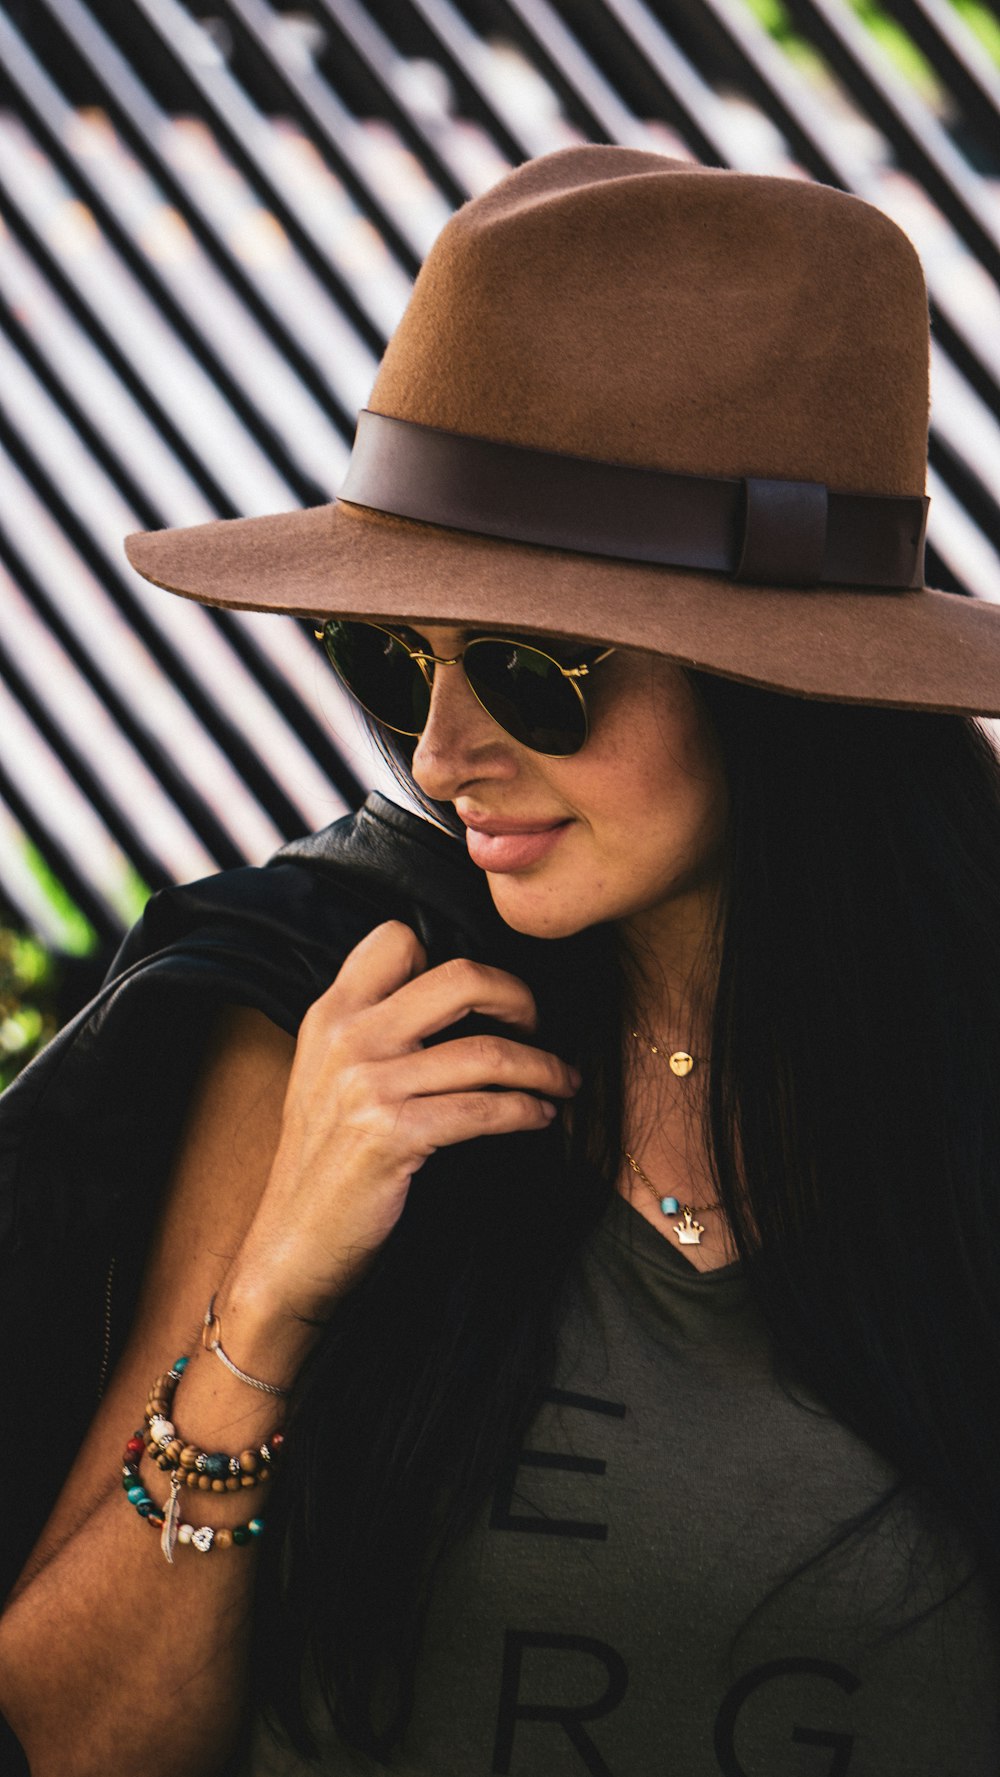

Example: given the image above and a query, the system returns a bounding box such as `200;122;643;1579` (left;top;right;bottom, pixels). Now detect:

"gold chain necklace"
626;1030;716;1244
622;1147;720;1247
629;1028;697;1077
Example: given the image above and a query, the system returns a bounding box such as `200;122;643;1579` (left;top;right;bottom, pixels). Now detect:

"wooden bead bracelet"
124;1354;283;1562
143;1357;284;1491
122;1439;265;1553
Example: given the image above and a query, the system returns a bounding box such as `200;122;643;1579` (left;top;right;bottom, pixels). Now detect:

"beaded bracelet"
125;1354;282;1563
122;1438;264;1557
143;1357;283;1492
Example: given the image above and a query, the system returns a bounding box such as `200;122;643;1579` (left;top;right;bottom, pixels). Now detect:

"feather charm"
161;1472;182;1565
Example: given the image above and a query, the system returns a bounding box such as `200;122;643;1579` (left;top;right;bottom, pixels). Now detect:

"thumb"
318;919;428;1017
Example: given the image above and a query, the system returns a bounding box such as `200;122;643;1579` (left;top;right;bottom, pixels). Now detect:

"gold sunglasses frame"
315;620;615;756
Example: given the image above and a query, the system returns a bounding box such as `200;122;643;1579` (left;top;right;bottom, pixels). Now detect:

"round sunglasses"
316;619;615;756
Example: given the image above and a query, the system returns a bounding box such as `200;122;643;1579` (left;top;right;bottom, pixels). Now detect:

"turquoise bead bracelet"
123;1353;272;1559
122;1437;265;1551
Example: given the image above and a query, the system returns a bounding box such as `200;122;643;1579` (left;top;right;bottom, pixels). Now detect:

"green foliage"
0;921;58;1091
742;0;949;101
953;0;1000;68
742;0;807;48
743;0;791;34
21;843;149;939
22;841;98;957
0;838;151;1090
847;1;942;100
117;859;153;928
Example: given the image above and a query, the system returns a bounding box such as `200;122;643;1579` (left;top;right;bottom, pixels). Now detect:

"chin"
485;879;602;941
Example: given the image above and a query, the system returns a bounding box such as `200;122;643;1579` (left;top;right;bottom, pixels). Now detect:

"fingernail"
541;1100;558;1118
569;1067;583;1088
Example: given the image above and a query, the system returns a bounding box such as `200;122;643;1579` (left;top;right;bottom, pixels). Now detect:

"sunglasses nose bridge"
411;646;465;693
413;648;496;745
412;652;435;692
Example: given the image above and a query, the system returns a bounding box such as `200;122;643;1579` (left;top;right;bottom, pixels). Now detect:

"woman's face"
406;624;728;952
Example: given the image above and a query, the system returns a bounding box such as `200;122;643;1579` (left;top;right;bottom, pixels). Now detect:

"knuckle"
466;1090;504;1129
296;1002;341;1051
365;1098;404;1142
336;1059;371;1108
298;996;334;1044
477;1035;509;1075
512;984;538;1025
438;955;482;993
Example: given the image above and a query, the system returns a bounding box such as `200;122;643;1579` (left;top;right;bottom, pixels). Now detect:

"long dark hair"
253;678;1000;1760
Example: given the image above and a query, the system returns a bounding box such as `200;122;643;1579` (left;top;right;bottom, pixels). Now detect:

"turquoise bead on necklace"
624;1033;717;1242
621;1148;720;1246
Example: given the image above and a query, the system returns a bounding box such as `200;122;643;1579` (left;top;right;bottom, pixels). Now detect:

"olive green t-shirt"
246;1195;1000;1775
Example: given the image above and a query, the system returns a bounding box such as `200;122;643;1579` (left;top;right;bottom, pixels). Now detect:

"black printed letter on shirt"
714;1658;860;1777
490;1390;626;1541
492;1630;628;1776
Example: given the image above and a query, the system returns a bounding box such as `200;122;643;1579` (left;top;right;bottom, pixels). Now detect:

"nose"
411;656;518;801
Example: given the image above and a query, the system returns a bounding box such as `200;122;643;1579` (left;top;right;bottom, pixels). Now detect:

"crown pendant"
674;1207;706;1245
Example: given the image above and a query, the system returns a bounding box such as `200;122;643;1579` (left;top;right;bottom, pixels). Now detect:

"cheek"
650;767;727;877
621;761;725;876
588;686;728;878
600;674;723;815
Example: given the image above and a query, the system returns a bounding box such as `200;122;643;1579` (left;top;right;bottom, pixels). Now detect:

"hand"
225;921;580;1326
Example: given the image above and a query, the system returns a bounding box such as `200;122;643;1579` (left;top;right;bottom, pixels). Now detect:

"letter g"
714;1658;859;1777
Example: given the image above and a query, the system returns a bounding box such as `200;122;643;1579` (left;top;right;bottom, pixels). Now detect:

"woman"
3;145;1000;1775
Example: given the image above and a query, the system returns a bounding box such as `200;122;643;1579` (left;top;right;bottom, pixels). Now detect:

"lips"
461;817;571;873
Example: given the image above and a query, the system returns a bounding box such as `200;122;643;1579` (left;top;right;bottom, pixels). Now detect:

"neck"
621;880;719;1053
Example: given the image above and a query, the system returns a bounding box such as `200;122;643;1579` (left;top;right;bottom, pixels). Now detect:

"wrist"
204;1276;322;1396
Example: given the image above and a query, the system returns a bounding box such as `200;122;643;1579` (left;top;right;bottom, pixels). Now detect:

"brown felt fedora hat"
125;145;1000;714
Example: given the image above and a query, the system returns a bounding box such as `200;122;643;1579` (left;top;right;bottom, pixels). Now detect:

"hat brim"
124;500;1000;717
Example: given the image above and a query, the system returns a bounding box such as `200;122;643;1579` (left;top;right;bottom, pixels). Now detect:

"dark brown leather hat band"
340;410;929;591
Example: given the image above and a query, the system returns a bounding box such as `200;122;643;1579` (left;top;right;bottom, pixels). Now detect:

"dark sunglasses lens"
322;621;429;735
465;640;587;755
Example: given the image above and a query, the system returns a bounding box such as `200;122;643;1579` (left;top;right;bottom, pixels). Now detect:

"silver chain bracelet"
202;1295;289;1398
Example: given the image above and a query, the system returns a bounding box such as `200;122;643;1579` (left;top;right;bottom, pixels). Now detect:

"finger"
315;920;427;1018
396;1088;560;1150
370;1034;579;1101
368;955;539;1051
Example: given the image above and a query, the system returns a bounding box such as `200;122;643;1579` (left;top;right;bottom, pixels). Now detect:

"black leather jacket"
0;793;527;1601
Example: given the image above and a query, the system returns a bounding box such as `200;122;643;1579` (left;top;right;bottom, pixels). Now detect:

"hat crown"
371;147;929;497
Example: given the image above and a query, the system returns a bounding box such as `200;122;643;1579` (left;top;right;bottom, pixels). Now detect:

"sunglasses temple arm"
561;647;616;680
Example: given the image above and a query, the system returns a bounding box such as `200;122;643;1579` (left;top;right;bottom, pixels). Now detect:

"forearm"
0;930;578;1771
0;1484;255;1777
0;1319;315;1777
